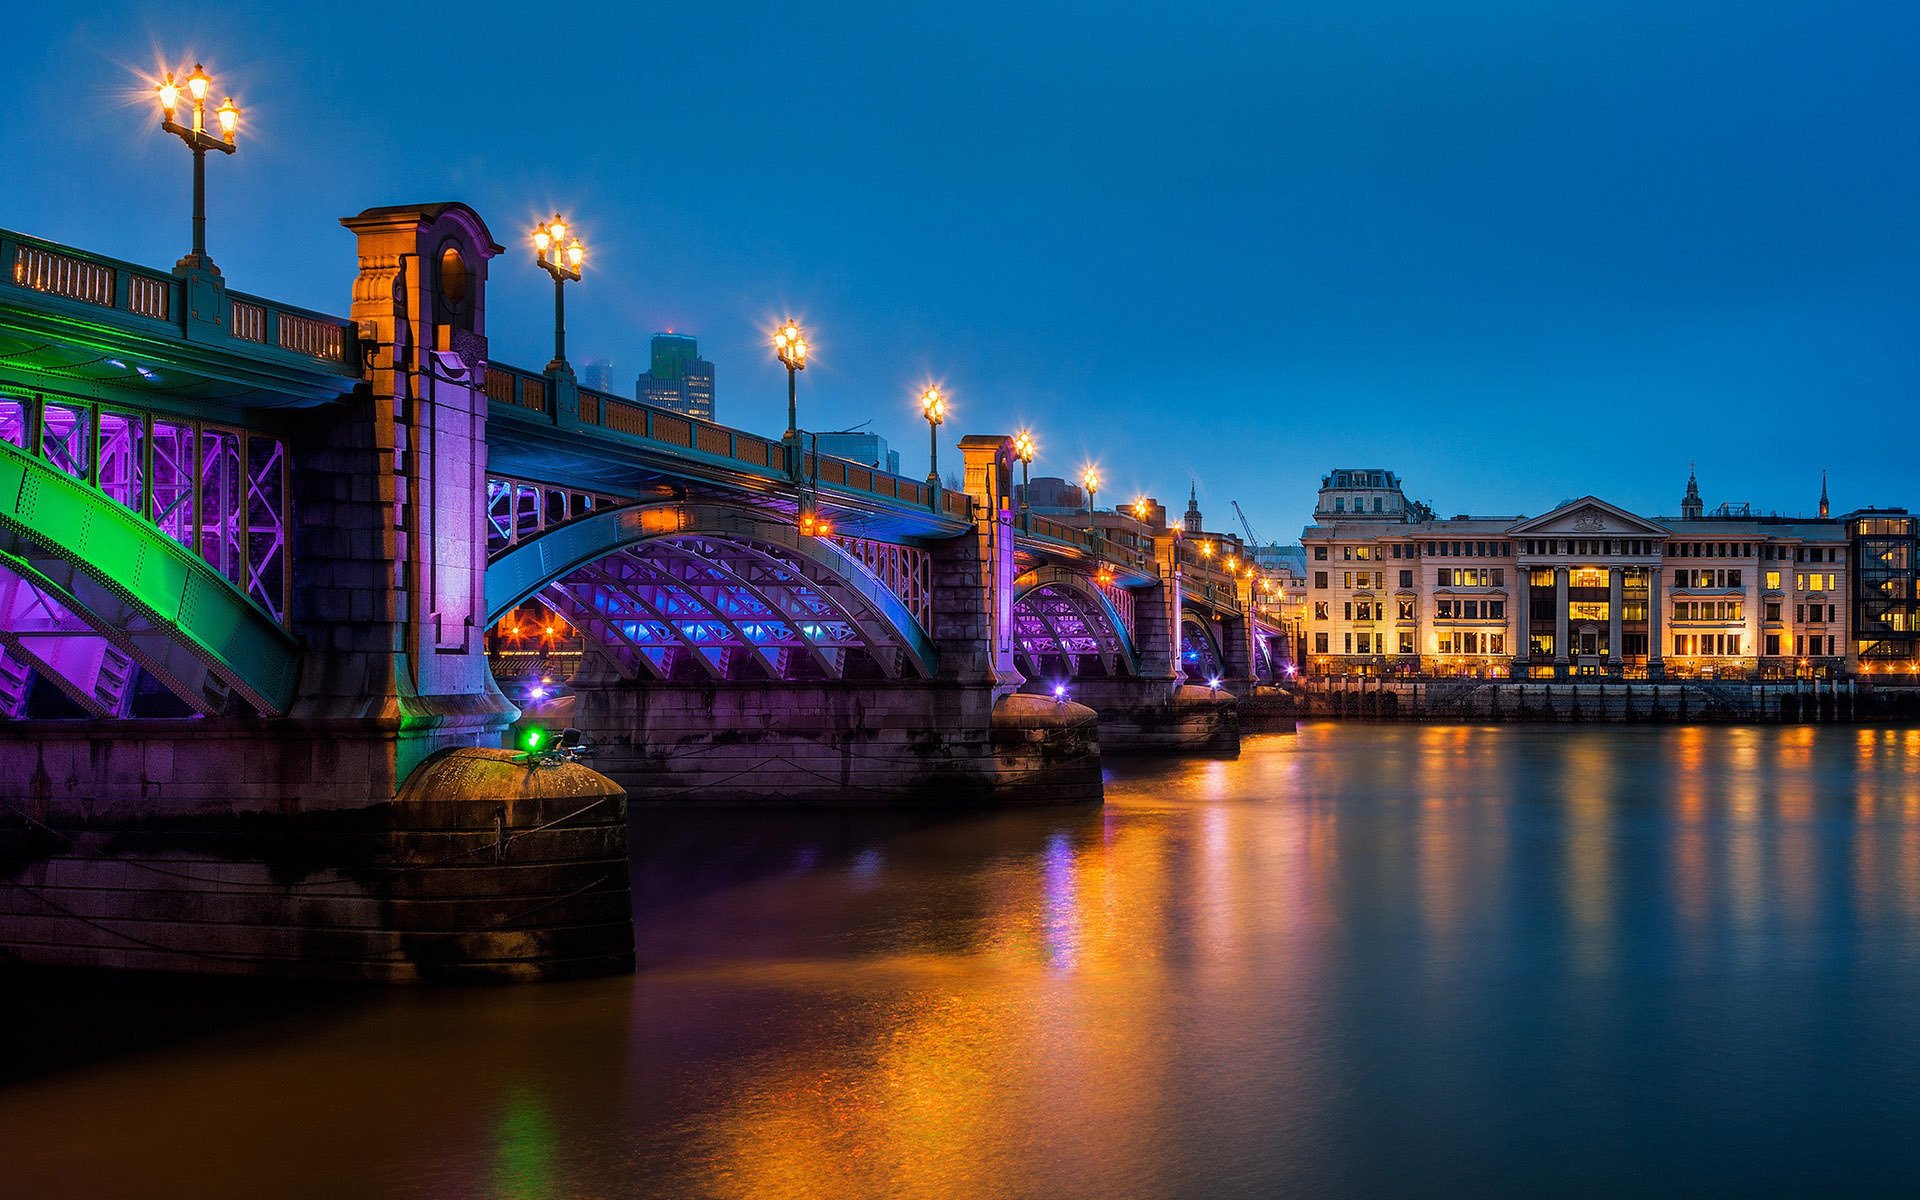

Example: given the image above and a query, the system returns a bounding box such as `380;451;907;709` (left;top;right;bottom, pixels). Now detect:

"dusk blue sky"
9;2;1917;539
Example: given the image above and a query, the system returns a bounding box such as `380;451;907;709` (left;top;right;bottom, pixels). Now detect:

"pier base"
1058;680;1241;753
573;680;1104;805
0;729;634;982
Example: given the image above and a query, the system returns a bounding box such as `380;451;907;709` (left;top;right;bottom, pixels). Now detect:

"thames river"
6;723;1920;1197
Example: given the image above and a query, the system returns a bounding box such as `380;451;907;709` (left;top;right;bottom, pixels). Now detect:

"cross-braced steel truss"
485;474;627;554
1012;582;1134;679
1181;615;1225;681
542;533;932;682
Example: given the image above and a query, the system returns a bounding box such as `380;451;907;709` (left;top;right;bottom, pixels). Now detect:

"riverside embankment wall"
1291;680;1920;723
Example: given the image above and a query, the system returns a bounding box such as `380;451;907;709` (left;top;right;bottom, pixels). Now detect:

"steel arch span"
485;502;938;682
1180;611;1226;682
0;440;300;717
1010;567;1140;681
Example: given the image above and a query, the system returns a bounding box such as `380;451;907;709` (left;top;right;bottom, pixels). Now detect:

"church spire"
1680;462;1703;520
1183;481;1203;535
1819;470;1830;519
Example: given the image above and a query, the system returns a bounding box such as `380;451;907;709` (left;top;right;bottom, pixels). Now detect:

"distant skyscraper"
635;333;716;421
812;431;901;477
580;358;615;392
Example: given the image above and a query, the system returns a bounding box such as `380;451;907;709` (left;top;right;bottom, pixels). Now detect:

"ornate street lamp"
155;64;241;272
1012;428;1037;514
774;319;807;439
532;215;586;370
1131;496;1152;522
921;385;946;485
1080;465;1100;529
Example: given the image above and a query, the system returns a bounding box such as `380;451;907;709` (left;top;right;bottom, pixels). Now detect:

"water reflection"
5;726;1920;1196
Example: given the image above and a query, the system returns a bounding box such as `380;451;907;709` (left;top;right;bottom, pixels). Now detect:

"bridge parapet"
2;228;360;396
484;359;973;530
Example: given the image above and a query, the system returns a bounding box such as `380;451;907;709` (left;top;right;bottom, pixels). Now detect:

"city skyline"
4;2;1915;539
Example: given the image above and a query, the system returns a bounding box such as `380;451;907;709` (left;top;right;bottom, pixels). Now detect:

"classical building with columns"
1300;467;1856;680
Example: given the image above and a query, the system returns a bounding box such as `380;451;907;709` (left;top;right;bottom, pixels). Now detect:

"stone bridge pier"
1;203;633;982
565;435;1103;805
1055;538;1239;753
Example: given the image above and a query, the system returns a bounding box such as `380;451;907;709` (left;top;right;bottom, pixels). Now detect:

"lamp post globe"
1012;429;1037;513
920;386;947;485
531;215;586;371
155;62;241;273
774;319;807;440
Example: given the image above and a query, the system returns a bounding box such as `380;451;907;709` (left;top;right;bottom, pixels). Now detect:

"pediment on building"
1507;496;1669;538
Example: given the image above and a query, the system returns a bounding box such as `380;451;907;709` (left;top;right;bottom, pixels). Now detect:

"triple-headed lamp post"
155;64;240;272
1081;465;1100;529
1012;429;1037;514
531;215;585;371
921;386;947;485
774;320;807;439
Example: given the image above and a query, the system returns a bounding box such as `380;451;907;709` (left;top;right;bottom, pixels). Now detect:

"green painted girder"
487;501;939;679
0;440;300;715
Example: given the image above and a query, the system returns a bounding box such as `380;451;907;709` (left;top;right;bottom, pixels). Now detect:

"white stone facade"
1301;471;1850;680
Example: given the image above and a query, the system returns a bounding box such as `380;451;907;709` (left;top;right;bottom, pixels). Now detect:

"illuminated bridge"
0;202;1284;980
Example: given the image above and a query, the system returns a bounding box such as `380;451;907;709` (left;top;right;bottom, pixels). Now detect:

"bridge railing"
1026;513;1093;549
486;361;973;522
3;229;357;373
1020;513;1157;581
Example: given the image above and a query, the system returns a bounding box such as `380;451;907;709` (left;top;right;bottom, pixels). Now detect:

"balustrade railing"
486;361;968;522
3;230;355;371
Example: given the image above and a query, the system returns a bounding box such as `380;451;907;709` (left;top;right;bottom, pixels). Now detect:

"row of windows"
1675;634;1743;657
1766;634;1840;656
1427;540;1509;558
1524;539;1660;556
1316;631;1513;656
1674;601;1744;622
1669;542;1846;562
1676;569;1743;589
1437;599;1505;620
1318;538;1850;564
1315;566;1844;597
1437;568;1504;587
1312;632;1846;658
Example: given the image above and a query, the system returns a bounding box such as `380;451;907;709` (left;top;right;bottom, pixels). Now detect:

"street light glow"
154;61;240;270
533;215;584;280
531;214;585;368
775;319;808;438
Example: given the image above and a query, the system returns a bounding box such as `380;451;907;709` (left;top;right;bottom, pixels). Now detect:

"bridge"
0;202;1285;981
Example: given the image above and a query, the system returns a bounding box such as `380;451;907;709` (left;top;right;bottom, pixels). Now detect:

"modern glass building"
634;333;716;421
812;431;901;477
1848;509;1918;668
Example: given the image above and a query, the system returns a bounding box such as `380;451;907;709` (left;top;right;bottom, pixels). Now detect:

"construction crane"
1231;500;1264;550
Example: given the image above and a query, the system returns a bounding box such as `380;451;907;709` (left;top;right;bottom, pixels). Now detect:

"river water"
6;723;1920;1198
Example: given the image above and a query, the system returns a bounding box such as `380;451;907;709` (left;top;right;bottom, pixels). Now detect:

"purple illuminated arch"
1180;613;1224;682
1009;570;1139;680
487;503;939;683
